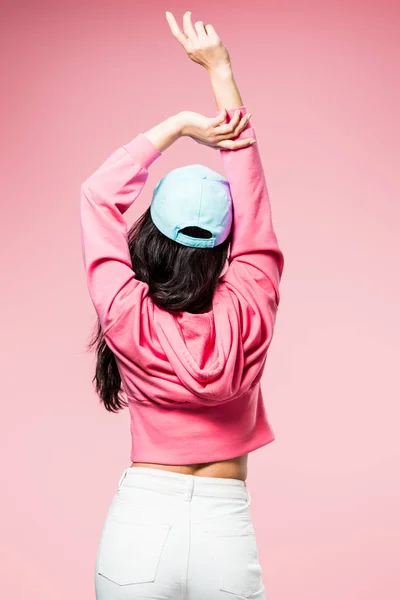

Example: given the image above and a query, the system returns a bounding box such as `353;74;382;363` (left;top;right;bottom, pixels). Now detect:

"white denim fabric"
95;466;267;600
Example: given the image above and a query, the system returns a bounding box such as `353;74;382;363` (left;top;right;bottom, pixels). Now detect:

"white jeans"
95;466;267;600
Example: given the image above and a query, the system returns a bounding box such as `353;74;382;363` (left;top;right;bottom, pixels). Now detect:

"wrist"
207;62;234;80
166;113;185;140
174;111;192;137
143;114;183;153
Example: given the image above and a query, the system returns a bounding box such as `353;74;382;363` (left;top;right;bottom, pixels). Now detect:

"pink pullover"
80;106;284;464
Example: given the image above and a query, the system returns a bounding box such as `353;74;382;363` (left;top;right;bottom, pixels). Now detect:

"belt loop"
184;475;194;502
245;482;252;506
117;468;128;490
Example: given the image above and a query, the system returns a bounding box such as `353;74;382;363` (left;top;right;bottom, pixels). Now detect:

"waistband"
117;466;251;505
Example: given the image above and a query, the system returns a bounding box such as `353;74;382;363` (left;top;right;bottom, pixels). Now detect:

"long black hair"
86;206;231;412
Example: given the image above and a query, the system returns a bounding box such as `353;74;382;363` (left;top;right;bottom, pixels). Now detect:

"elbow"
80;180;91;195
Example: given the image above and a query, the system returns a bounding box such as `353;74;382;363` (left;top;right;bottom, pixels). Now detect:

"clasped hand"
177;109;255;150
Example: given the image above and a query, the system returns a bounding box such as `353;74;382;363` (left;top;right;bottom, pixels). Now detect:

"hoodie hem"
129;430;275;466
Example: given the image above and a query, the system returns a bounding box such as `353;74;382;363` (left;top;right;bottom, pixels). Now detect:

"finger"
213;109;243;136
166;11;189;48
194;20;208;41
210;108;227;127
204;23;220;42
183;11;197;42
217;138;256;150
216;113;252;139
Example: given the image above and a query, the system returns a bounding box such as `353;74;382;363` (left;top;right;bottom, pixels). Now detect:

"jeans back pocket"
97;515;171;586
204;516;263;597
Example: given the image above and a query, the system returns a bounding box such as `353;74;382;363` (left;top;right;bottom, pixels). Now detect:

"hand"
166;11;231;72
178;108;255;150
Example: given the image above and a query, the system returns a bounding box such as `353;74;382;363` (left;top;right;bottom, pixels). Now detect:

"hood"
152;283;247;403
106;262;276;409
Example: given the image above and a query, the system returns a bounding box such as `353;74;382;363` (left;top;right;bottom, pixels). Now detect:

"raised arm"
80;115;180;335
80;108;253;335
210;65;284;305
166;11;284;305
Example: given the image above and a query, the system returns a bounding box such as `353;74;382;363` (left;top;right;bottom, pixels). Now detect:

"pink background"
1;0;399;598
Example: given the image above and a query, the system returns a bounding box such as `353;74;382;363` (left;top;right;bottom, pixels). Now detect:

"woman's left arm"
80;109;251;335
80;114;183;335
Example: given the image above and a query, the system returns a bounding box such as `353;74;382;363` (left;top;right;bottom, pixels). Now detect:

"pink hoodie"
80;106;284;464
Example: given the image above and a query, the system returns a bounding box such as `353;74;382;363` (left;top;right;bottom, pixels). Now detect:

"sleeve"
218;106;284;306
80;132;162;334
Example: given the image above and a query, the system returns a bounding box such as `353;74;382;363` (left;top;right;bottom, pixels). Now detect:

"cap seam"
197;178;203;228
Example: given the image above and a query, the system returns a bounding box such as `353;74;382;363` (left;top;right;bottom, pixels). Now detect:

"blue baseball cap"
150;164;233;248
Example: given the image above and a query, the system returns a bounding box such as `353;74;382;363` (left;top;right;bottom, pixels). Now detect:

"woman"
80;10;284;600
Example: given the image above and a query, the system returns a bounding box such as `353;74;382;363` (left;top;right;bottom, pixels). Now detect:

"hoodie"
80;105;284;464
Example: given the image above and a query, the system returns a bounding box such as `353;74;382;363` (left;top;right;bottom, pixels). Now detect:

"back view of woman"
80;11;284;600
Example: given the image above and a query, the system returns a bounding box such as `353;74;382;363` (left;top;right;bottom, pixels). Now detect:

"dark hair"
86;206;231;412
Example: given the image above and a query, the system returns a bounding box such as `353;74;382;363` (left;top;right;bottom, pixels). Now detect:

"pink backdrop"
1;0;399;598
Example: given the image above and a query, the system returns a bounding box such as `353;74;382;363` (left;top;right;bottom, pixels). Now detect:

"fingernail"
249;139;256;144
246;113;252;120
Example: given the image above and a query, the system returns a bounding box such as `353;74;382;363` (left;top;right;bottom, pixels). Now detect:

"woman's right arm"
166;11;284;304
209;63;284;306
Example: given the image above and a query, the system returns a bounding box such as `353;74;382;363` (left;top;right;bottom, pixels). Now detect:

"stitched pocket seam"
98;519;171;586
206;529;262;597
